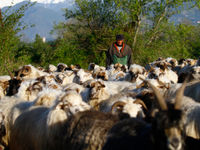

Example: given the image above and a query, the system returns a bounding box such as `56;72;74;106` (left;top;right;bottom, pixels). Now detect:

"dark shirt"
106;42;133;68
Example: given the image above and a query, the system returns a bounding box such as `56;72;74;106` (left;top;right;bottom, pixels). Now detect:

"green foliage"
1;0;200;75
0;1;34;75
52;0;200;67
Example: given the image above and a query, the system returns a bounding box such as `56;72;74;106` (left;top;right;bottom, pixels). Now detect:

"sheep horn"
22;66;31;75
4;64;14;79
133;99;148;110
148;81;168;110
139;77;167;111
174;77;188;110
111;101;126;113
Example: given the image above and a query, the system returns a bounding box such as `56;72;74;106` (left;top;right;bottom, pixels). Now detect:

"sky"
0;0;66;8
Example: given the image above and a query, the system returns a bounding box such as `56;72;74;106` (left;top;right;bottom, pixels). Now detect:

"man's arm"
106;50;111;69
106;45;113;69
127;48;133;68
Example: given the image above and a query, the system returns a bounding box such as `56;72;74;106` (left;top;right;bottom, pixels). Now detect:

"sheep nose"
171;138;180;149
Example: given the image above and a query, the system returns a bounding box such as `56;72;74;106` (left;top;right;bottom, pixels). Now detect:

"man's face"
116;40;124;46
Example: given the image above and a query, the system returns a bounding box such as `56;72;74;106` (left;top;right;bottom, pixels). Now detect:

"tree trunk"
146;6;167;46
132;18;141;52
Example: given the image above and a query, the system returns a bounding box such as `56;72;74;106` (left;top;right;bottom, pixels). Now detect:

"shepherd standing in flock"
106;34;133;69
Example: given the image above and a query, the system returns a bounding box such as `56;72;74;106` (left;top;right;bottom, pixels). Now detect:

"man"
106;34;133;69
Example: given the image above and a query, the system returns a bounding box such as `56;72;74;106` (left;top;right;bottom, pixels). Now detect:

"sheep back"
64;110;127;150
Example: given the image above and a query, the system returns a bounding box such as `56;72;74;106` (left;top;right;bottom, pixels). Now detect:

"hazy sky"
0;0;66;8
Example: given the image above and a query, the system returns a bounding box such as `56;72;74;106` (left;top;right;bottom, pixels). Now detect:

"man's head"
116;34;124;46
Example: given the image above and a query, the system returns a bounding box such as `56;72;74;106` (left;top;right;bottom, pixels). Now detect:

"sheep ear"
174;77;188;110
147;80;168;111
111;101;126;113
133;99;148;110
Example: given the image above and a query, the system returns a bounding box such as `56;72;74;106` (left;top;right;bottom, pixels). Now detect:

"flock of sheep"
0;57;200;150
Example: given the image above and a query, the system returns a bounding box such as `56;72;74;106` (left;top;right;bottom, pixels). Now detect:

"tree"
0;1;34;74
53;0;200;66
29;34;54;67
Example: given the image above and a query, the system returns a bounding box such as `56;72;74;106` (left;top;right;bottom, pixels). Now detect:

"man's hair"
116;34;124;41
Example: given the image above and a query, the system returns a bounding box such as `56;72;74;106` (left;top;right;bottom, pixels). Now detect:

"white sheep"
0;96;34;147
33;88;64;107
99;93;147;118
15;79;43;101
9;90;91;150
74;69;93;84
18;65;48;80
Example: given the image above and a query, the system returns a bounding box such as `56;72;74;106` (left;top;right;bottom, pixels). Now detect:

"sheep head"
6;70;22;96
96;71;108;81
57;63;67;72
148;79;186;150
111;99;147;118
89;80;109;100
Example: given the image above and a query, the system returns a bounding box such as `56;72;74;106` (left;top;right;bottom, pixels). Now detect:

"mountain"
2;1;74;42
170;6;200;25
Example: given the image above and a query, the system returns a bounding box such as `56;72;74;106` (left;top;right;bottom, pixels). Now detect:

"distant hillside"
2;1;73;42
170;7;200;24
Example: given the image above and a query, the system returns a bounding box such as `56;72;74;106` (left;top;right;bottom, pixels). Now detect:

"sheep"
9;90;91;150
164;81;200;140
47;64;57;73
15;79;43;101
0;96;34;147
147;66;178;85
177;66;200;83
165;57;178;69
64;110;129;150
102;81;186;150
61;81;186;150
9;106;59;150
17;65;48;80
63;82;91;102
87;79;135;107
55;71;75;86
125;64;147;84
65;64;81;71
92;69;109;81
57;90;91;113
73;69;93;84
6;71;22;96
0;112;6;149
88;63;100;71
32;88;64;107
99;93;147;118
164;81;200;103
57;63;68;72
0;76;11;83
0;81;9;99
